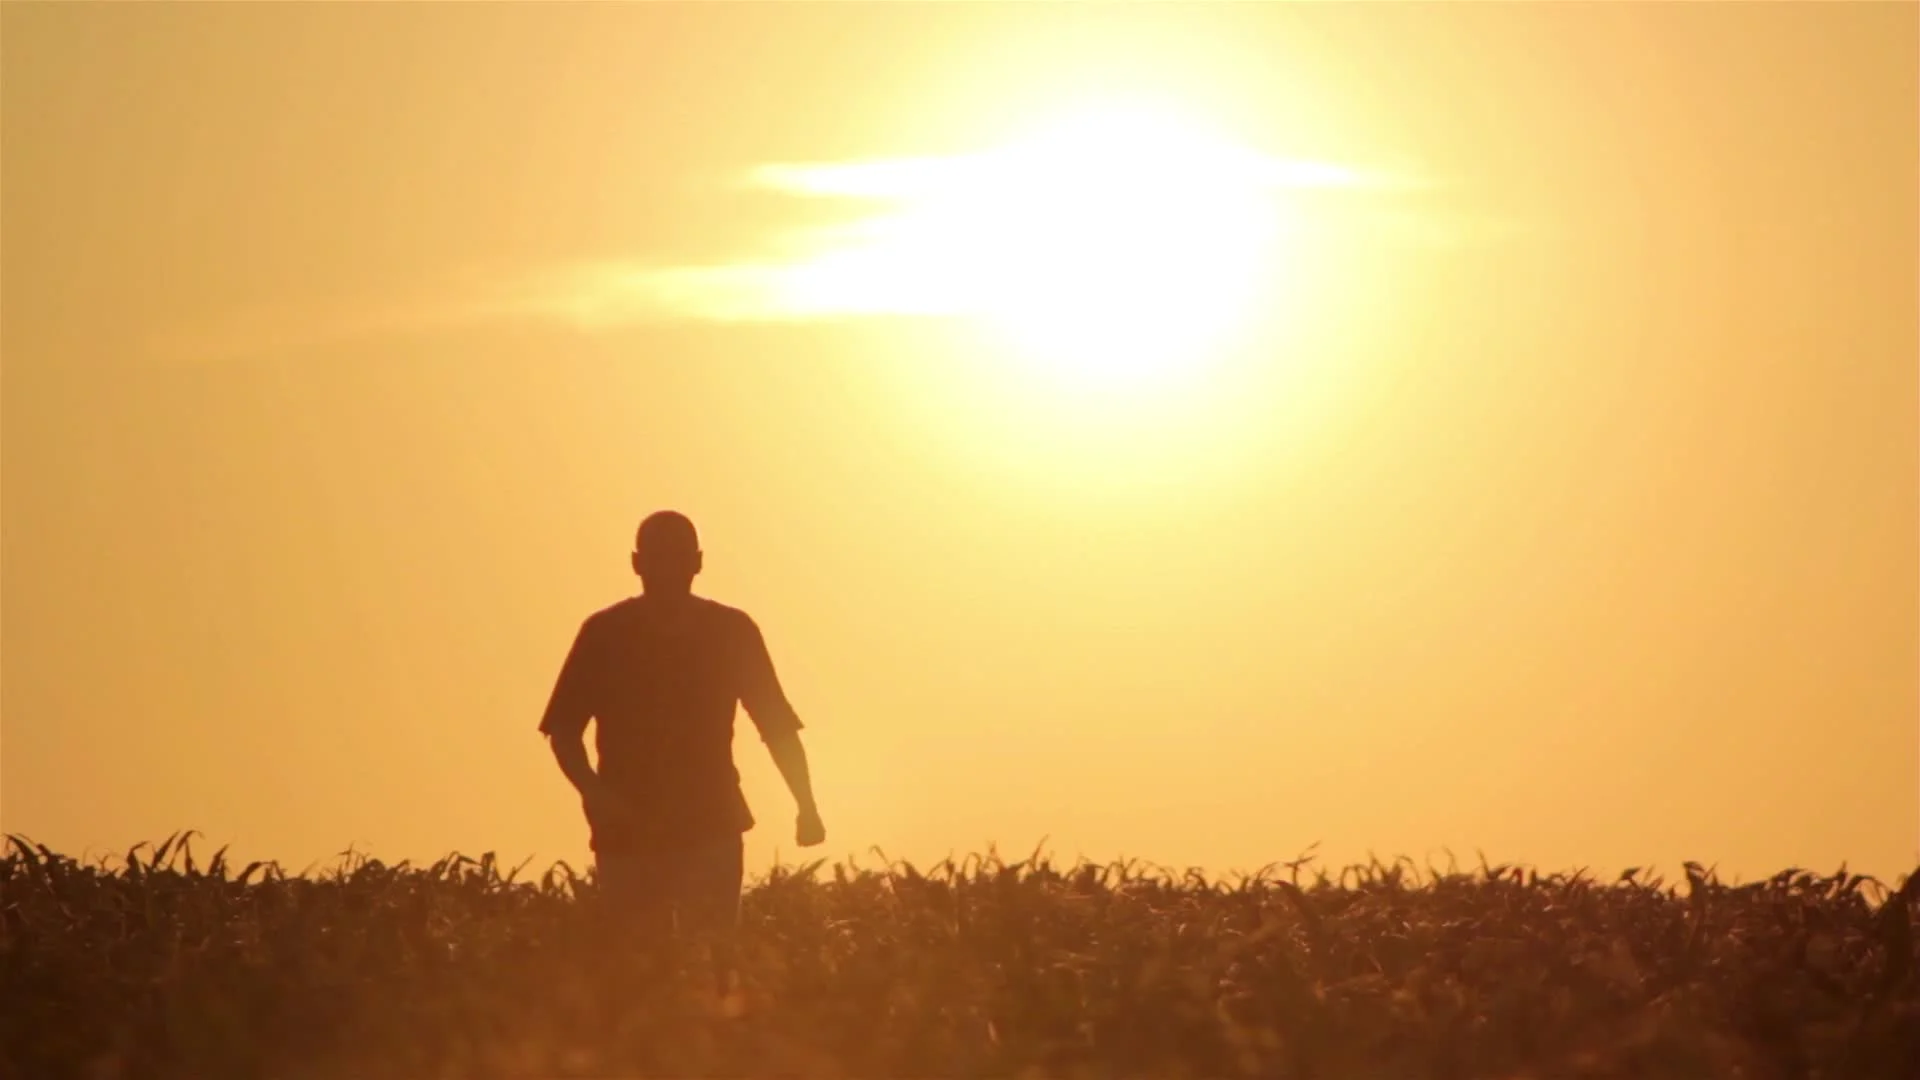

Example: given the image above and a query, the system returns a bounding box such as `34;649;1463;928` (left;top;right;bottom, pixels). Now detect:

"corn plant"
2;832;1915;1079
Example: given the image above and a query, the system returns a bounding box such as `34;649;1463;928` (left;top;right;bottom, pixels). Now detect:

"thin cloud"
505;146;1440;331
747;155;1430;202
152;143;1466;363
149;287;503;367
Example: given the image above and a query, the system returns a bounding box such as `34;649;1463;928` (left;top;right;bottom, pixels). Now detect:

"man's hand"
550;733;635;832
582;778;638;832
764;730;823;847
796;804;826;848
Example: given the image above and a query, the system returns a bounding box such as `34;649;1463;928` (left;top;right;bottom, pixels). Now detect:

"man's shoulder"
693;596;762;637
576;596;645;638
694;595;751;619
580;595;755;632
584;595;645;622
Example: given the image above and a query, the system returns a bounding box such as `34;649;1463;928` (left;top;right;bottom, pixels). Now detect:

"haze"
3;3;1915;883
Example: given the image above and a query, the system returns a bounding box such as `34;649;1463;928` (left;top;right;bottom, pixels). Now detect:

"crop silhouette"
2;831;1916;1079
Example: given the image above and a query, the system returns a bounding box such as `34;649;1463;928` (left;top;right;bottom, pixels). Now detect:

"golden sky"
4;3;1916;881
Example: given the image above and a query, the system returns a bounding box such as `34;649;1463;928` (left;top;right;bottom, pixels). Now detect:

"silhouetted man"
539;510;825;988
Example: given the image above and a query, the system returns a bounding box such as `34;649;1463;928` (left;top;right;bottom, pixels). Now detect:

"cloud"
492;146;1440;332
746;155;1429;202
149;287;503;367
152;138;1462;364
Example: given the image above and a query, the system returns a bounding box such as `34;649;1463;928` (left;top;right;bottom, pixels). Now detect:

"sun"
775;101;1294;392
958;105;1288;388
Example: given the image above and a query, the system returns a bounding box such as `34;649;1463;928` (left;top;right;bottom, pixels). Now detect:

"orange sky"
4;3;1916;882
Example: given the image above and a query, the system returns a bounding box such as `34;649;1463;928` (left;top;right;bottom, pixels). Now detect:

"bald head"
636;510;699;555
631;510;703;593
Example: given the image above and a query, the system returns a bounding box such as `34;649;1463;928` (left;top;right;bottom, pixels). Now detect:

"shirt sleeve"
538;618;601;740
736;612;804;741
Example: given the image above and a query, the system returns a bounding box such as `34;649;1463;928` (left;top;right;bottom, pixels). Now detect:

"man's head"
631;510;703;594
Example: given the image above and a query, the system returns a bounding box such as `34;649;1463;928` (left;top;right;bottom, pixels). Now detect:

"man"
539;510;825;988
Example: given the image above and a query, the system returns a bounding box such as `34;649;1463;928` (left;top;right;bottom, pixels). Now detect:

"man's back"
539;593;804;851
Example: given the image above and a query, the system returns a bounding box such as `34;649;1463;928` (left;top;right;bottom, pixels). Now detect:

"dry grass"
2;832;1916;1080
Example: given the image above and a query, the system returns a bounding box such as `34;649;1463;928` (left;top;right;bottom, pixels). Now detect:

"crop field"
2;833;1916;1080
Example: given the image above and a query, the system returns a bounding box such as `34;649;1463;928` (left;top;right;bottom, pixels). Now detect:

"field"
3;833;1916;1080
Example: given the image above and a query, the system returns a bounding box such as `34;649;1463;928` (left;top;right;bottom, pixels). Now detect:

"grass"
2;831;1916;1079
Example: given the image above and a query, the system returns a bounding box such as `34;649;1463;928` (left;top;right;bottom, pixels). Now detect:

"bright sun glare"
775;103;1294;390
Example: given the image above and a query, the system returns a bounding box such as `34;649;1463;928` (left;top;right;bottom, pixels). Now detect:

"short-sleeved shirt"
538;594;803;853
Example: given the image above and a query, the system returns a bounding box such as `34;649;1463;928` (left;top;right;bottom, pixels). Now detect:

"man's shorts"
595;832;745;941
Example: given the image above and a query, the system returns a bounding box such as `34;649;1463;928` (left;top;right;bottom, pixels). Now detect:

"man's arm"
737;614;824;844
764;729;819;817
539;618;613;806
548;730;605;800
